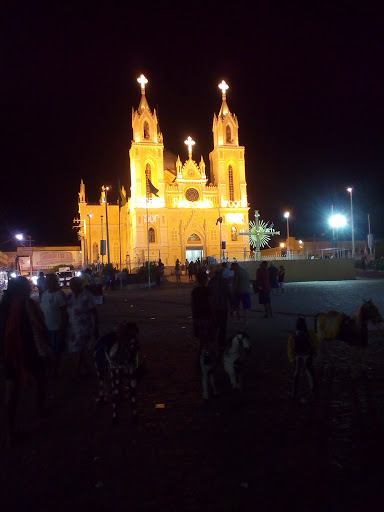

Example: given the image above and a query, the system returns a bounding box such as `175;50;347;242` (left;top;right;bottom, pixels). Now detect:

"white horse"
223;333;251;389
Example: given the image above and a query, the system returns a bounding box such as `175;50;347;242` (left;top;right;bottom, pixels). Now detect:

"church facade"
77;76;250;269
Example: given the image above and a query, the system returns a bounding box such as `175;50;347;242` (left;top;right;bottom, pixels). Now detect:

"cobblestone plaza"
1;276;384;511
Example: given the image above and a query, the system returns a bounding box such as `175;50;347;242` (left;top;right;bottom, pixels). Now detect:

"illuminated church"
77;76;250;268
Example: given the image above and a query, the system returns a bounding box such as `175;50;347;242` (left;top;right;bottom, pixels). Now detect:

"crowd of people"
0;258;291;440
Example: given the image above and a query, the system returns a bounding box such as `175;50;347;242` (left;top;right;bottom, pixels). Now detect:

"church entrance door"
186;247;203;263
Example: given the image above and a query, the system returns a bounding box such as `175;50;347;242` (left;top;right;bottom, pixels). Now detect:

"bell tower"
129;74;165;208
209;80;247;208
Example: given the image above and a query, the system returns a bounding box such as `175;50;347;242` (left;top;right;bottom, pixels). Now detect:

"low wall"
234;258;355;282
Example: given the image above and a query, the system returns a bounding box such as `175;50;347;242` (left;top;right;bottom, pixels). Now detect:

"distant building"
76;77;250;268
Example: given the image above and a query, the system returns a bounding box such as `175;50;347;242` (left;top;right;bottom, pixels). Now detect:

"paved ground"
1;274;384;511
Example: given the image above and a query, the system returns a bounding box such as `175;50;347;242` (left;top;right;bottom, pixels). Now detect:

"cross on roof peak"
184;136;195;159
218;80;229;98
137;74;148;92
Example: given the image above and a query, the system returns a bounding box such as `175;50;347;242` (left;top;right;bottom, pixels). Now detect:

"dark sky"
1;2;383;249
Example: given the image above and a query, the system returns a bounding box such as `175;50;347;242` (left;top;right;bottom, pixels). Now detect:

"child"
94;322;141;423
287;317;319;399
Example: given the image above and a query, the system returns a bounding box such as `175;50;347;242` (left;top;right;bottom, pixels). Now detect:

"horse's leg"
128;364;138;423
200;354;209;399
304;355;315;394
351;346;367;378
291;356;300;398
111;368;120;423
209;368;218;396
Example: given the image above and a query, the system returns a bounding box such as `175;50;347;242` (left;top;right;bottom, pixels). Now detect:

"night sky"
1;2;382;249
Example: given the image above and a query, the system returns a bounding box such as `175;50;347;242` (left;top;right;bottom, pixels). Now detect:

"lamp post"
216;216;223;261
347;187;355;259
329;214;346;258
102;186;111;264
87;213;93;265
284;211;290;257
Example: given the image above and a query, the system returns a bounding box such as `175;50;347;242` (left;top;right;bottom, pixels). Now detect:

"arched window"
188;233;201;243
92;242;98;263
145;163;152;201
171;228;178;242
231;226;237;241
148;227;155;243
228;165;234;201
113;241;119;263
143;121;150;139
226;125;232;143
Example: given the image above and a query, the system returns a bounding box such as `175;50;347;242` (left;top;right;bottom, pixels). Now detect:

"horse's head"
237;332;251;352
362;300;383;324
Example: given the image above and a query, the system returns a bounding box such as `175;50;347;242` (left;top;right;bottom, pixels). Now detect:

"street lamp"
102;186;111;264
329;214;346;257
0;233;24;247
284;211;290;255
216;216;223;261
347;187;355;258
87;213;93;265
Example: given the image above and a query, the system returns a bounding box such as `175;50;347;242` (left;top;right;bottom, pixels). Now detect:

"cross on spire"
137;74;148;93
184;136;195;159
218;80;229;99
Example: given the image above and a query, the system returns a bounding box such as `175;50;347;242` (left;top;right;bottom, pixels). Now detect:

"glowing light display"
221;199;247;208
247;219;276;248
173;198;213;209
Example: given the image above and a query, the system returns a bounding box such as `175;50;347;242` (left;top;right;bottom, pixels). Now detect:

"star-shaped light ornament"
248;219;275;248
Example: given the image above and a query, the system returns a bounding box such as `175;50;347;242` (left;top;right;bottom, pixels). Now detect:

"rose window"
185;188;200;202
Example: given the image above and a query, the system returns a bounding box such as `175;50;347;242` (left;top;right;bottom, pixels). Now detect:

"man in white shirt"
40;273;68;377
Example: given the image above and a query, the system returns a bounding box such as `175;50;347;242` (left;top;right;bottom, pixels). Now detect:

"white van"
56;267;76;287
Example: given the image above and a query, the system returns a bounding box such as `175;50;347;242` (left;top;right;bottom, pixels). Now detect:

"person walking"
67;277;99;378
231;262;251;325
0;277;52;443
40;273;68;378
257;260;272;318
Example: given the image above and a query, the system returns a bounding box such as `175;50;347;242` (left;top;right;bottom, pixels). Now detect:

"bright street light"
329;214;347;228
15;234;23;241
347;187;355;258
283;211;290;254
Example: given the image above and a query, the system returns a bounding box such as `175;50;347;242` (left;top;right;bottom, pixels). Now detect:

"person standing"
175;259;181;284
187;261;194;281
231;263;251;325
208;265;232;351
185;259;189;275
269;262;279;295
278;265;285;295
287;317;319;399
257;260;272;318
191;271;217;399
36;271;46;301
67;277;99;377
40;273;68;377
0;277;52;443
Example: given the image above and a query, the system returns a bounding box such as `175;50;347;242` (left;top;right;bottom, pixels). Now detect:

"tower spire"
218;79;230;117
137;74;150;111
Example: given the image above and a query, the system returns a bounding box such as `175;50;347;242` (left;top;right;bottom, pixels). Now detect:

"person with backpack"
287;317;319;399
